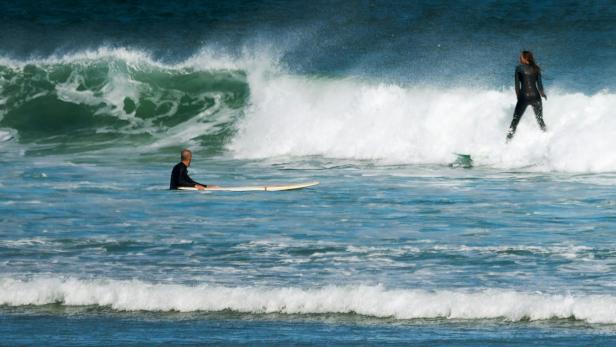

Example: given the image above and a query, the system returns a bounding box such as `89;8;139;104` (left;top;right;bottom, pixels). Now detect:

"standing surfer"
506;51;547;142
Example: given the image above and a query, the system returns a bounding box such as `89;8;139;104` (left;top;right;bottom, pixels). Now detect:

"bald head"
181;149;192;163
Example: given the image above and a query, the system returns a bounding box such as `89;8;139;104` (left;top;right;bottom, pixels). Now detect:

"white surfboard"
178;181;319;192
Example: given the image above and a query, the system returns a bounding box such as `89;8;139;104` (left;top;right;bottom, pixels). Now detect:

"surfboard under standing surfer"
506;50;548;142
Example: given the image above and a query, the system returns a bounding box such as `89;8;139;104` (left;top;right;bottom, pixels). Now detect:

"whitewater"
4;277;616;324
1;48;616;172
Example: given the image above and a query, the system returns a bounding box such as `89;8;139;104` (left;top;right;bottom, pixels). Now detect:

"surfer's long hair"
520;50;540;73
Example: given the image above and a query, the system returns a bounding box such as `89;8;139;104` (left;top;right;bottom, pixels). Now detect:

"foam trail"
230;74;616;172
2;277;616;323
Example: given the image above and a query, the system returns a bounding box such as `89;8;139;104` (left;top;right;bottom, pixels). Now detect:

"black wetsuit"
507;64;547;140
169;162;205;189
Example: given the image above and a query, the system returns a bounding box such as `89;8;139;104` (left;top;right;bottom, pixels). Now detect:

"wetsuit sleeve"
178;165;206;187
537;71;545;97
514;66;521;98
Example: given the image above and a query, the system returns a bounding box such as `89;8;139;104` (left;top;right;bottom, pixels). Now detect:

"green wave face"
0;58;249;155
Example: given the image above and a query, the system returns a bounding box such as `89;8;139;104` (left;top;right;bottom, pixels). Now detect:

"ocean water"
2;1;616;345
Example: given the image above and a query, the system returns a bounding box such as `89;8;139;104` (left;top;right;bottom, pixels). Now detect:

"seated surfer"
506;50;548;142
169;149;217;190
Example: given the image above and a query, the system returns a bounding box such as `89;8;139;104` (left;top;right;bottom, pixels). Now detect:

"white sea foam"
2;277;616;323
229;73;616;172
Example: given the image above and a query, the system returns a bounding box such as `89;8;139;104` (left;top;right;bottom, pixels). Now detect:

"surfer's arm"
514;67;521;98
537;71;546;99
181;178;208;189
178;166;206;188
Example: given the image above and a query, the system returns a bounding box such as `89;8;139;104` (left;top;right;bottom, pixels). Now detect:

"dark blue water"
2;1;616;345
3;1;616;89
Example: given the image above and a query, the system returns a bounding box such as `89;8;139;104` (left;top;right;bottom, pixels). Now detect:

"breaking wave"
2;277;616;323
1;47;616;172
0;48;252;154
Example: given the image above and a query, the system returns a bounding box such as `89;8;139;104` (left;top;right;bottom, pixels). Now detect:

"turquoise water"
3;0;616;345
